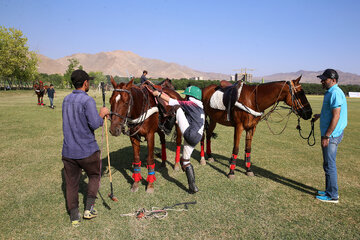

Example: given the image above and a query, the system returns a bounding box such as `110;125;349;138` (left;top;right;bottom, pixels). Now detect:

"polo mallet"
101;82;118;202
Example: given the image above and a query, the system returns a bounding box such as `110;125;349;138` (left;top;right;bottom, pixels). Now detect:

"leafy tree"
63;58;82;88
0;26;38;83
88;71;106;87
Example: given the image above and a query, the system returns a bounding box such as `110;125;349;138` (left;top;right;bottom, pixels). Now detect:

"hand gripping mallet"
101;82;118;202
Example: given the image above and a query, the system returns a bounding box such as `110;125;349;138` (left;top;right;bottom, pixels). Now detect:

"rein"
296;118;316;146
258;81;315;144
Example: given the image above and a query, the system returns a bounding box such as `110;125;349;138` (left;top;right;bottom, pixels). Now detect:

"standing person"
47;83;55;109
146;84;205;193
62;69;110;226
140;70;148;84
313;69;347;203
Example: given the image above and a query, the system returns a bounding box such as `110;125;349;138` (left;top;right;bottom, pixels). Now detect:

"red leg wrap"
175;146;181;163
232;154;237;159
246;162;251;168
146;164;156;183
230;164;236;170
132;172;142;182
200;140;205;157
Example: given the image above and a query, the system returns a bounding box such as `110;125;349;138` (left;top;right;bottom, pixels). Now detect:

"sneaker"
316;195;339;203
83;206;98;219
317;190;326;196
71;213;81;227
317;190;339;199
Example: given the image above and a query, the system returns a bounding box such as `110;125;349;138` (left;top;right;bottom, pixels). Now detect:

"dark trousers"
62;151;101;211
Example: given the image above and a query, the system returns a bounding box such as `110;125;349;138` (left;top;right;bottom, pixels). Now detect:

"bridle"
110;87;150;137
256;81;315;145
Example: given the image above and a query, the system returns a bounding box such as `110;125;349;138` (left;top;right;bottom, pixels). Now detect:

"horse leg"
130;136;142;192
228;124;244;179
37;95;40;105
200;134;206;165
206;119;217;162
244;128;255;177
174;126;182;171
158;130;167;168
145;132;156;193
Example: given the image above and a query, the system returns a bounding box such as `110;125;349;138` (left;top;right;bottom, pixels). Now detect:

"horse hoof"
227;174;235;179
200;157;206;165
146;183;154;194
131;182;139;192
174;162;181;171
208;157;215;163
246;171;255;177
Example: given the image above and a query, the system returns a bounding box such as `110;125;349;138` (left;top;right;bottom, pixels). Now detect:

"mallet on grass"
101;82;118;202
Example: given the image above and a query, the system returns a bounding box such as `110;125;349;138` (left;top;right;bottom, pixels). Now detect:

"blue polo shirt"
62;90;103;159
320;84;347;137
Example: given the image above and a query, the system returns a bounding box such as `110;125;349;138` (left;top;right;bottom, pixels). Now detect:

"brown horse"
109;77;182;193
200;76;312;178
158;78;175;90
33;83;48;105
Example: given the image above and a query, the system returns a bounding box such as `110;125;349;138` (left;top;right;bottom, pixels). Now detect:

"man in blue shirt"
62;69;109;226
313;69;347;203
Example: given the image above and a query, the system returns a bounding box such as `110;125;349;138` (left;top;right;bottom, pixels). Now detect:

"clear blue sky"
1;0;359;76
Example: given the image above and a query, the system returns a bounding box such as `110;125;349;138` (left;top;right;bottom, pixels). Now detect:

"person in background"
313;69;347;203
62;69;110;226
140;70;148;84
146;83;205;194
47;83;55;109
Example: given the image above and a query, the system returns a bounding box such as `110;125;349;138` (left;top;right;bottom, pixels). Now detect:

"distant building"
190;76;203;80
233;73;253;82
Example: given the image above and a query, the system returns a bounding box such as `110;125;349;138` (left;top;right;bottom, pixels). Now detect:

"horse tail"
204;118;217;139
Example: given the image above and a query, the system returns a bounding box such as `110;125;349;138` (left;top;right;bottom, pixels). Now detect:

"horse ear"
294;75;302;84
126;79;134;88
110;76;117;88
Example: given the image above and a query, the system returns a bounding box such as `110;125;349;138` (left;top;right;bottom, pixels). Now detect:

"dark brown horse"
200;76;312;178
109;77;182;193
33;82;48;105
158;78;175;90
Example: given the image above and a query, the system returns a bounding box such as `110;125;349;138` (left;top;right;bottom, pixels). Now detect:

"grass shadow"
101;142;188;193
191;148;318;195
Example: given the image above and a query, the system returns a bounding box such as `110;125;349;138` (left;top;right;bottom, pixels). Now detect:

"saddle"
143;82;177;135
216;81;243;121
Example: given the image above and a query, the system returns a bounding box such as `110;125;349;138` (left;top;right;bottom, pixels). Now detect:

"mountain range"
37;50;360;85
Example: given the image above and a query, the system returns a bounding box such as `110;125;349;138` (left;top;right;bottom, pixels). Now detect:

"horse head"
285;76;312;120
109;76;134;136
159;78;175;90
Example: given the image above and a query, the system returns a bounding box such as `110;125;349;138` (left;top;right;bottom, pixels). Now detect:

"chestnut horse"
200;76;312;178
109;78;182;193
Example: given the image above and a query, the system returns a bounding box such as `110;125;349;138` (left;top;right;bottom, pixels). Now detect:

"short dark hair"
143;70;148;74
50;83;53;87
71;70;94;89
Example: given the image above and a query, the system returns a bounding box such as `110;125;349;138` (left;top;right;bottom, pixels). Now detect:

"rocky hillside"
37;50;360;84
37;50;228;80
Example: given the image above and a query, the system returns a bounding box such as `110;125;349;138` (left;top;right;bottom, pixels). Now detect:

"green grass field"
0;89;359;239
